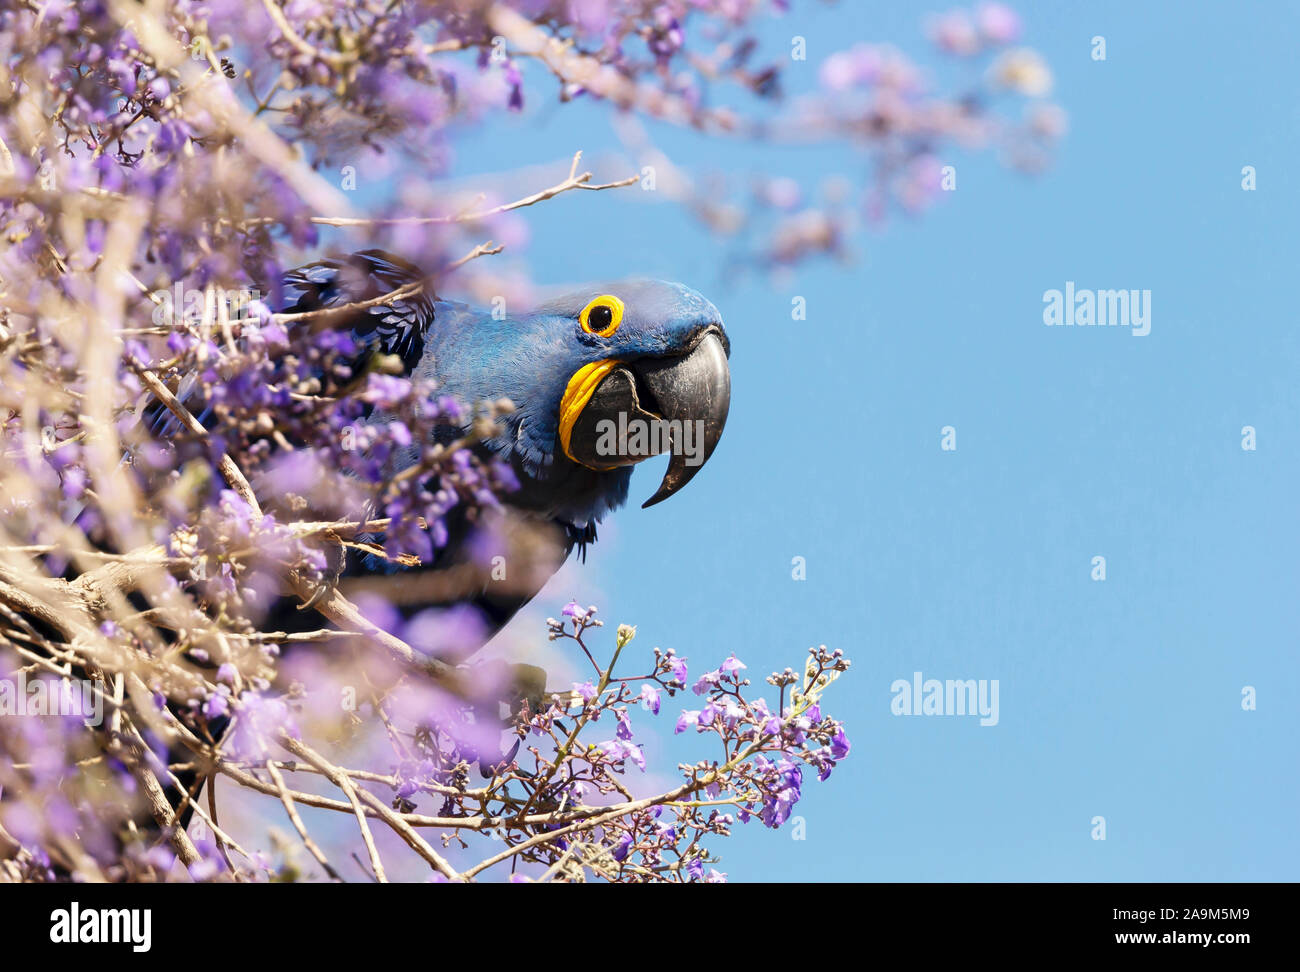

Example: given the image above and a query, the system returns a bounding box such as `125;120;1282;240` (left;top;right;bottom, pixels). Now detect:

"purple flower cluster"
675;644;851;829
526;607;851;879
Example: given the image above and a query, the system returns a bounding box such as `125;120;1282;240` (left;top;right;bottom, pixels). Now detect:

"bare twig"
304;151;637;228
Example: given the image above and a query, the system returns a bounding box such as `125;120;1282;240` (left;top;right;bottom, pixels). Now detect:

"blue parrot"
83;250;732;837
276;250;732;645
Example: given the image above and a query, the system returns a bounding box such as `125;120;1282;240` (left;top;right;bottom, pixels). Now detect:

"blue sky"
347;1;1300;880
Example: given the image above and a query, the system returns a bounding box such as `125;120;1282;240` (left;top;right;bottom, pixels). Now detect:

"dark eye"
588;304;613;332
579;294;625;337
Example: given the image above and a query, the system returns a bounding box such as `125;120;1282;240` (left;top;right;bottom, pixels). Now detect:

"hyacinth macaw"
276;250;732;646
133;249;732;813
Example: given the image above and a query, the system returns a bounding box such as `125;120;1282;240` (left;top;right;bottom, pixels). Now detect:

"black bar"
1;882;1279;954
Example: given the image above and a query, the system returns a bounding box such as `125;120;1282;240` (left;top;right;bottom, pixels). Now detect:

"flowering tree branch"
0;0;1057;882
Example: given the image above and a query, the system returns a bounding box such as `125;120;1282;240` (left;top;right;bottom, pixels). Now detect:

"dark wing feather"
282;248;436;375
143;250;436;441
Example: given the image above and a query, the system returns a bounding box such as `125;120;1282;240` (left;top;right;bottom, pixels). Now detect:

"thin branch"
304;151;637;228
278;735;463;881
127;357;261;515
445;240;504;272
265;758;344;882
276;737;387;883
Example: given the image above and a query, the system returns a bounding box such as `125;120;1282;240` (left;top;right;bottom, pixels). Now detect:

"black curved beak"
565;328;731;508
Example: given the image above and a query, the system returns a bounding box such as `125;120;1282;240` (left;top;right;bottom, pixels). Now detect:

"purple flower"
106;59;135;95
202;690;229;720
247;299;276;325
599;739;645;771
155;120;190;153
719;698;744;728
638;684;660;714
387;420;413;447
692;669;720;696
142;846;175;873
787;714;811;745
402;605;488;658
491;459;520;492
611;831;633;862
358;373;410;406
436;396;464;423
760;786;798;828
188;858;220;881
831;728;851;760
674;710;699;734
573;681;597;703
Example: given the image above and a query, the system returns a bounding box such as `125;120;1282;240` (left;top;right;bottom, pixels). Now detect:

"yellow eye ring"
579;294;625;338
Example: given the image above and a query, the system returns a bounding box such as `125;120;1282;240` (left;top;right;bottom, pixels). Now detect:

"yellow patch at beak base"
558;359;622;468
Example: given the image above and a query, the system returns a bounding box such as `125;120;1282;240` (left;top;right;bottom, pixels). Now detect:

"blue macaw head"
421;278;731;523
